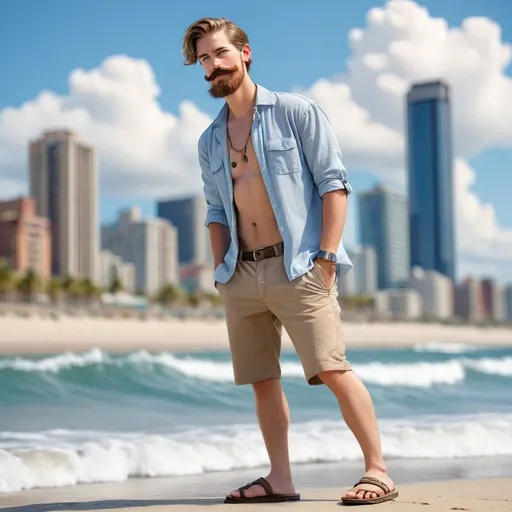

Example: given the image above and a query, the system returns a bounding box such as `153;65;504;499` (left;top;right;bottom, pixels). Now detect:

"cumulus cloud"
299;0;512;273
0;55;212;198
348;0;512;159
302;0;512;173
0;0;511;279
454;159;512;260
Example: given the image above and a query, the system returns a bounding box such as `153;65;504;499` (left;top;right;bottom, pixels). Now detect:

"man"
182;17;398;506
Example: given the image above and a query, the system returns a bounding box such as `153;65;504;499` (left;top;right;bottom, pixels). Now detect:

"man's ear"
241;44;251;64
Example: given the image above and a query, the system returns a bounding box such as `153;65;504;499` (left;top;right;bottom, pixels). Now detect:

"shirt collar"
213;84;275;128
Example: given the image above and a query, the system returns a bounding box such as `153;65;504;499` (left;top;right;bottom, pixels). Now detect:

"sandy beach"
1;316;511;355
1;477;510;511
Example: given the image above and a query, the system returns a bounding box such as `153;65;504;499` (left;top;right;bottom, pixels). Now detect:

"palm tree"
81;278;100;305
17;269;41;303
61;275;83;305
155;284;181;307
187;292;201;307
0;258;16;301
109;272;123;295
46;277;62;305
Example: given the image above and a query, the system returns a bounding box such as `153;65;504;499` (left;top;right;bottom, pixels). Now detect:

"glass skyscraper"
358;185;409;290
406;80;456;281
157;196;212;265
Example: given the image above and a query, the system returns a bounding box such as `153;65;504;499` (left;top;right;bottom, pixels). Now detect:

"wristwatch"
316;250;337;264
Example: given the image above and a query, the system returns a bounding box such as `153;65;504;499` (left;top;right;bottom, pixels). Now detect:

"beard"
205;63;245;99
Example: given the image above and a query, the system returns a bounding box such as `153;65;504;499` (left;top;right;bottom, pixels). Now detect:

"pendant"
231;161;237;168
243;154;248;163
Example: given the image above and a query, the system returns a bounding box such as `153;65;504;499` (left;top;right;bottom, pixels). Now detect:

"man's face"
196;29;249;98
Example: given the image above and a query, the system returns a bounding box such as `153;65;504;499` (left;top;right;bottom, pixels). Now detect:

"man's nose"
212;56;223;68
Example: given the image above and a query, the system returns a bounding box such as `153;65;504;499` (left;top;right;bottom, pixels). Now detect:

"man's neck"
225;79;257;119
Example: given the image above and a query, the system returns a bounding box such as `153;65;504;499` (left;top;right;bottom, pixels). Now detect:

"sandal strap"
353;476;390;494
238;477;274;498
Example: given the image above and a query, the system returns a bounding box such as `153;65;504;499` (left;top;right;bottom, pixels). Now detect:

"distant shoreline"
1;315;511;356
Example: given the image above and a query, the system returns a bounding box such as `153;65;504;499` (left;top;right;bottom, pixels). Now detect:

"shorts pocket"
311;263;337;292
267;138;301;174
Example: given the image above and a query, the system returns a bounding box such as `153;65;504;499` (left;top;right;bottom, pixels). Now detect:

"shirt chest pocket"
267;138;301;175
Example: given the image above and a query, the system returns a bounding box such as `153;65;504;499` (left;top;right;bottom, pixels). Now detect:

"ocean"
1;341;512;494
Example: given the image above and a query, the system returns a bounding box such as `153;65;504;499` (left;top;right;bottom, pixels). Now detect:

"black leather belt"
240;242;284;262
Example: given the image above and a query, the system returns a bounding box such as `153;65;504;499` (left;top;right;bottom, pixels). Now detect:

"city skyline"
1;121;511;321
1;0;511;284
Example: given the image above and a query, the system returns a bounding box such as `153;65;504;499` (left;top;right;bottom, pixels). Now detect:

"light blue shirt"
198;84;353;285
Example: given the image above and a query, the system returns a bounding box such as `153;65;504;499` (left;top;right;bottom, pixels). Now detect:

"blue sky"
0;0;511;280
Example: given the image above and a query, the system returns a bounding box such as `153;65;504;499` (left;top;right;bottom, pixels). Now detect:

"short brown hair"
182;17;252;72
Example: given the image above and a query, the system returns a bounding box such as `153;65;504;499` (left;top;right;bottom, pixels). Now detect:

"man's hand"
314;258;337;289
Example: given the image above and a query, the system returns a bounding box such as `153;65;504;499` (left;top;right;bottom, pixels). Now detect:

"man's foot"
343;469;396;501
229;473;297;500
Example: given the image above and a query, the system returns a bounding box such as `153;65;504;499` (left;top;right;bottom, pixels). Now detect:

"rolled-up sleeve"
298;101;353;198
198;134;229;228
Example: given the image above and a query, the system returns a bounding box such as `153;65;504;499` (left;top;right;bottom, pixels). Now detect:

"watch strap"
317;250;337;264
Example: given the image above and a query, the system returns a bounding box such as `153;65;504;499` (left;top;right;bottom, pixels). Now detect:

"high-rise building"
454;277;482;323
99;250;136;294
481;278;504;322
409;266;453;320
406;80;456;281
504;285;512;323
29;130;98;281
101;206;179;296
374;289;422;320
0;196;51;278
157;195;212;265
358;185;409;290
340;247;377;297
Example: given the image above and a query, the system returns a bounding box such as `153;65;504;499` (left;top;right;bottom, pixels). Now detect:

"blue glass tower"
406;80;456;281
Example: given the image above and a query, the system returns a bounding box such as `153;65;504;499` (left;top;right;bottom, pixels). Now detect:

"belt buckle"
253;248;265;262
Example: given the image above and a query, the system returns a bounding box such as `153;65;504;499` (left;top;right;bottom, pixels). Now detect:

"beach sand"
1;478;510;511
1;316;511;355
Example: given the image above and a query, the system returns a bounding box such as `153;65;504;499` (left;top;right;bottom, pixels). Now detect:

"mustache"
204;65;239;82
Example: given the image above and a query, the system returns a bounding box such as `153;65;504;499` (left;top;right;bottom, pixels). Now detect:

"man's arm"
320;189;348;255
298;101;352;247
298;101;352;283
209;223;231;268
198;135;231;268
298;101;352;199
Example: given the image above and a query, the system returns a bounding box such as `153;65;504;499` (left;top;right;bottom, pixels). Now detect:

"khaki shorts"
216;254;352;386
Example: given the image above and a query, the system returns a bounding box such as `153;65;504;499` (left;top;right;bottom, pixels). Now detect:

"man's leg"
218;260;296;499
318;370;394;500
229;377;297;499
265;258;395;502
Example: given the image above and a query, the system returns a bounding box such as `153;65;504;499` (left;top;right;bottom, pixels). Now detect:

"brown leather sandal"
224;476;301;504
341;476;399;506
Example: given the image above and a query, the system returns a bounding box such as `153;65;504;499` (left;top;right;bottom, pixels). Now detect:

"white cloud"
0;0;511;280
345;0;512;158
299;0;512;275
301;0;512;174
454;159;512;259
0;55;211;199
